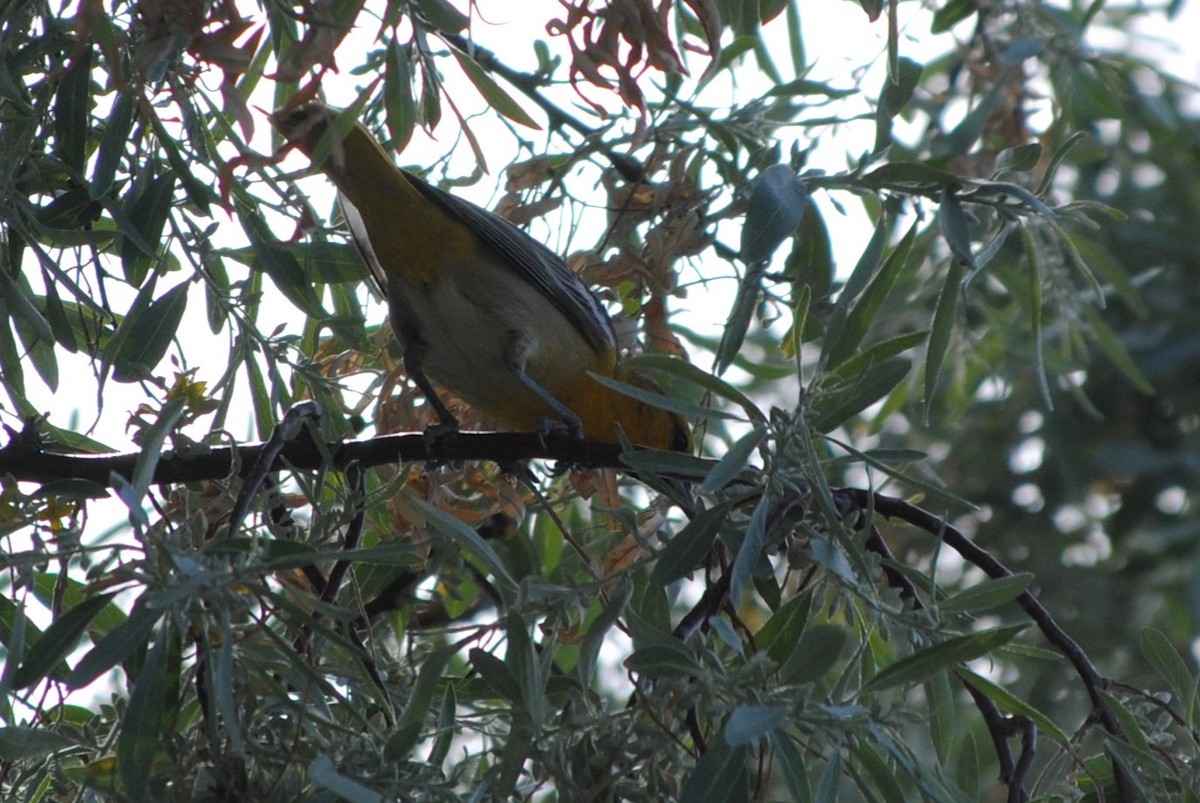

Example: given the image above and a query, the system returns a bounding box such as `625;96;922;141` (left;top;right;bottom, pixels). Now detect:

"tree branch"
0;430;643;486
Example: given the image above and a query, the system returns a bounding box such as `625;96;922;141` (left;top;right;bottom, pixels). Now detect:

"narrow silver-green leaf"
12;592;118;689
1020;227;1052;408
0;727;75;762
108;282;189;383
681;739;748;803
1141;628;1199;725
699;425;765;494
309;755;387;803
939;573;1034;614
780;624;849;685
67;603;162;689
449;46;539;129
923;258;964;421
118;628;171;802
955;667;1072;746
865;625;1027;692
386;644;456;760
812;356;911;432
650;502;730;585
413;497;516;592
826;221;920;369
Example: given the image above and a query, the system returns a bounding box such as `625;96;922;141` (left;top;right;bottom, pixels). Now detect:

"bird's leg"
501;334;585;442
508;361;584;441
403;349;460;439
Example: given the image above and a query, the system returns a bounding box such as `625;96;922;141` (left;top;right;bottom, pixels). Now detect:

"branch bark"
0;430;638;486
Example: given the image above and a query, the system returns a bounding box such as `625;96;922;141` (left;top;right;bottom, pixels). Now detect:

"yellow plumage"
272;102;690;453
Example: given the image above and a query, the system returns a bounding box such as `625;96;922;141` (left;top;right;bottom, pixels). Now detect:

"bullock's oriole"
272;102;690;453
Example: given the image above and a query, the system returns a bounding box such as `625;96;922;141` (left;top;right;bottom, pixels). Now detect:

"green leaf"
112;397;188;527
21;333;59;393
1020;227;1052;408
1099;689;1157;771
769;731;813;802
767;79;854;99
757;588;814;665
427;683;457;766
412;497;517;592
939;573;1033;614
587;369;731;424
106;281;189;383
386;645;456;760
384;39;417;151
704;35;759;86
92;92;137;200
785;203;834;301
863;161;963;190
237;204;327;319
67;602;162;690
932;0;977;32
650;501;729;585
119;171;177;286
0;726;76;761
624;643;703;680
42;274;78;351
925;670;956;764
118;628;171;802
851;740;908;803
938;190;975;270
740;164;809;264
1079;305;1155;394
576;579;633;688
0;295;27;403
625;353;766;424
826;222;921;369
725;704;787;745
811;356;911;432
495;720;532;797
12;592;119;689
954;731;981;798
699;425;765;494
865;624;1027;692
994;142;1043;175
829;332;929;386
309;755;387;803
715;261;767;376
835;213;888;311
469;648;522;702
506;613;545;727
0;268;54;346
413;0;469;32
730;496;770;604
449;46;539;130
816;746;842;802
53;46;90;172
1141;628;1199;725
874;57;923;151
682;739;749;803
923;258;964;420
780;624;849;685
955;667;1072;746
204;252;230;334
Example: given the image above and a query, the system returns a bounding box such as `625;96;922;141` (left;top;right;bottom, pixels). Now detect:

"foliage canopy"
2;0;1200;801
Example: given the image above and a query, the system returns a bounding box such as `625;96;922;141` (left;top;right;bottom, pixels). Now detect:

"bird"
271;102;691;454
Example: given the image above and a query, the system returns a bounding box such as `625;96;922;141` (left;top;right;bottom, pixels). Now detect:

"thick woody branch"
0;430;636;487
